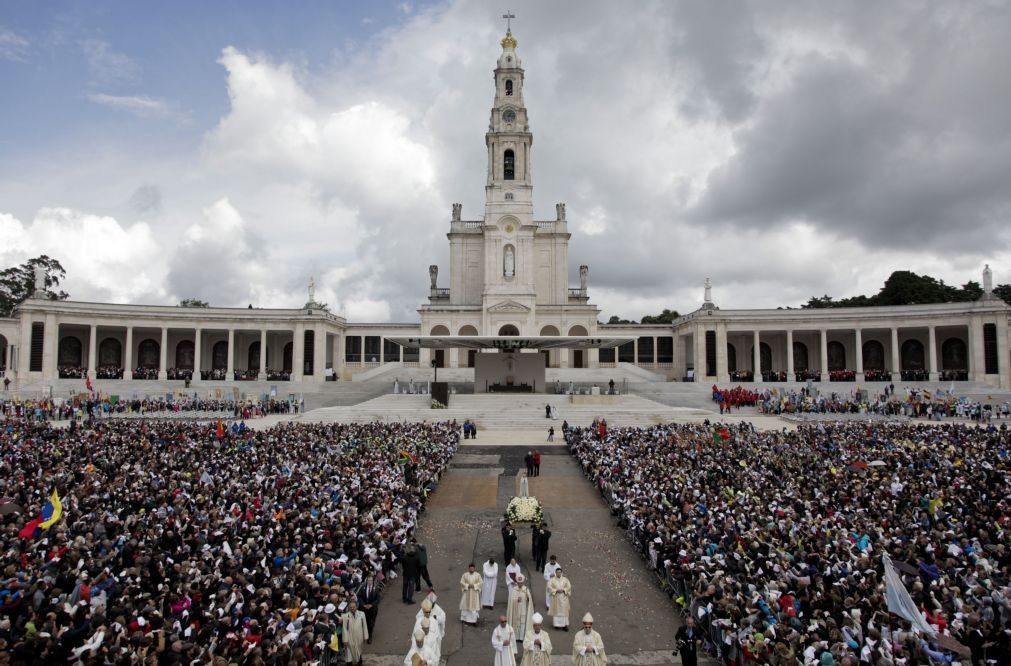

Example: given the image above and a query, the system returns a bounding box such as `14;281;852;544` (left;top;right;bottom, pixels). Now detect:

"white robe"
521;629;552;666
416;603;447;637
547;575;571;628
341;610;369;662
572;629;607;666
491;622;518;666
542;561;560;608
506;562;522;593
506;584;535;642
482;561;499;608
412;616;443;643
460;571;482;622
404;642;437;666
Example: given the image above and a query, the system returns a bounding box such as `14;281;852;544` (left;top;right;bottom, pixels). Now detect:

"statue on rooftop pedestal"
452;203;462;221
983;264;993;296
704;277;713;304
579;265;588;292
429;265;439;290
33;264;47;298
308;276;316;305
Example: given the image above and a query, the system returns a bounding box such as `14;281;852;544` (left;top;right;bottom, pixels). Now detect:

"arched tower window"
505;79;513;96
503;149;515;180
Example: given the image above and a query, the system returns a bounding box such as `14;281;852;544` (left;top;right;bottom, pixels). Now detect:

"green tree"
0;255;68;317
639;308;679;324
178;298;210;307
994;283;1011;305
605;315;635;324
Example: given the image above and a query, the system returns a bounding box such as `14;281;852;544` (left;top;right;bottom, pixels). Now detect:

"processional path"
366;434;688;665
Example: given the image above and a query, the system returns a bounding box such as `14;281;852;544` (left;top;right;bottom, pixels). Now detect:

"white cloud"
0;25;29;62
80;39;139;86
0;209;164;304
87;93;185;120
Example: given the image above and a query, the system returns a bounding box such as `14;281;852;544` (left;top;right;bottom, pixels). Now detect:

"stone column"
997;316;1009;389
193;328;202;383
313;325;325;382
87;324;97;379
125;326;134;379
333;334;343;379
226;329;235;380
259;329;267;380
819;329;828;381
715;324;729;383
928;325;938;381
890;328;899;376
42;314;57;380
158;327;168;380
969;318;985;382
693;325;705;381
633;339;639;368
854;329;863;380
786;329;794;380
753;330;761;379
292;324;304;382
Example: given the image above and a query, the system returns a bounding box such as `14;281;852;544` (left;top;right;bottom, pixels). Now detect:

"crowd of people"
0;417;459;663
567;419;1011;665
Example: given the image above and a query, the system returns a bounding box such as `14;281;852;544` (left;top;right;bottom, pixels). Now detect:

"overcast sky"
2;1;1010;322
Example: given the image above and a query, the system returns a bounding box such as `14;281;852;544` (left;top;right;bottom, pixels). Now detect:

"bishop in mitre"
419;593;447;637
491;614;518;666
547;567;572;630
460;562;483;625
416;618;441;665
572;613;607;666
507;573;535;642
521;613;552;666
413;598;443;642
404;629;436;666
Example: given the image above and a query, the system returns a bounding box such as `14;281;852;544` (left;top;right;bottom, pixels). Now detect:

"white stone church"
1;29;1009;392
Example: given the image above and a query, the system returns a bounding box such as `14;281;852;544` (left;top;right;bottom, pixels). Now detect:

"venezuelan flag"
39;489;63;529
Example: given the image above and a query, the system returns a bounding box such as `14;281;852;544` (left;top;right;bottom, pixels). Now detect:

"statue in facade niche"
579;265;588;292
504;246;515;277
429;265;439;290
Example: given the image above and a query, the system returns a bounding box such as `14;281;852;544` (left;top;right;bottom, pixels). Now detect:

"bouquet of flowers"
506;496;544;524
431;399;447;409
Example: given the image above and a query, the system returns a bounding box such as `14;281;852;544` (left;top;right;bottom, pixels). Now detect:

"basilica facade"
0;29;1009;391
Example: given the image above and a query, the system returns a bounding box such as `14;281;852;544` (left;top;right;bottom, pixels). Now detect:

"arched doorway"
862;340;885;371
98;338;122;367
283;342;293;372
175;340;194;370
727;343;737;372
540;325;559;368
137;339;160;369
793;341;808;371
430;325;450;368
460;325;479;367
58;336;83;367
901;339;925;370
568;325;588;368
0;334;7;371
498;324;520;336
212;341;228;371
827;341;846;371
941;338;967;371
759;342;772;373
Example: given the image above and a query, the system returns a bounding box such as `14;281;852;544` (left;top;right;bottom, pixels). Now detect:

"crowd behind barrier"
0;396;309;423
0;417;458;663
566;420;1011;665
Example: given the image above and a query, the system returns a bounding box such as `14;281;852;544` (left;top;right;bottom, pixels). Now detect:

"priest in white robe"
413;599;443;642
418;618;441;664
422;593;447;637
404;629;436;666
572;613;607;666
341;599;369;666
521;613;552;666
460;562;482;625
491;614;518;666
482;557;499;608
547;567;572;630
506;558;522;594
542;555;560;609
506;574;535;642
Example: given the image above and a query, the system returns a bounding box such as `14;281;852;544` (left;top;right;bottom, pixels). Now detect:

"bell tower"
485;22;533;217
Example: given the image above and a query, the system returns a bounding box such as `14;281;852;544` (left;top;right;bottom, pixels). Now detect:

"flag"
398;449;417;464
712;426;731;443
18;517;42;539
216;419;225;440
882;553;935;635
85;376;93;392
39;489;63;529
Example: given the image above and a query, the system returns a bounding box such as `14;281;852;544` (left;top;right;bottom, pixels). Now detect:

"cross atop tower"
502;11;515;33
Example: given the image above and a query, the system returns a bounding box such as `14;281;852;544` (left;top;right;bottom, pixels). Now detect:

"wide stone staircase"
304;392;710;431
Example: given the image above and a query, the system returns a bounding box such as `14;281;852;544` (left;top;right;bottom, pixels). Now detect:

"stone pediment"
487;300;531;313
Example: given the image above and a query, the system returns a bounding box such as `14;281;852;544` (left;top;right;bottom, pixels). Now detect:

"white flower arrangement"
431;399;447;409
506;496;544;524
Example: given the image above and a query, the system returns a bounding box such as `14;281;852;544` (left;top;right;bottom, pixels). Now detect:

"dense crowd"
0;417;459;664
567;420;1011;665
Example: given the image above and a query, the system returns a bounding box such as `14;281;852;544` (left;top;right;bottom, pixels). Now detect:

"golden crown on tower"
501;30;517;49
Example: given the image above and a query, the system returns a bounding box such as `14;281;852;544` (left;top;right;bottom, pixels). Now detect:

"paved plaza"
362;439;691;665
